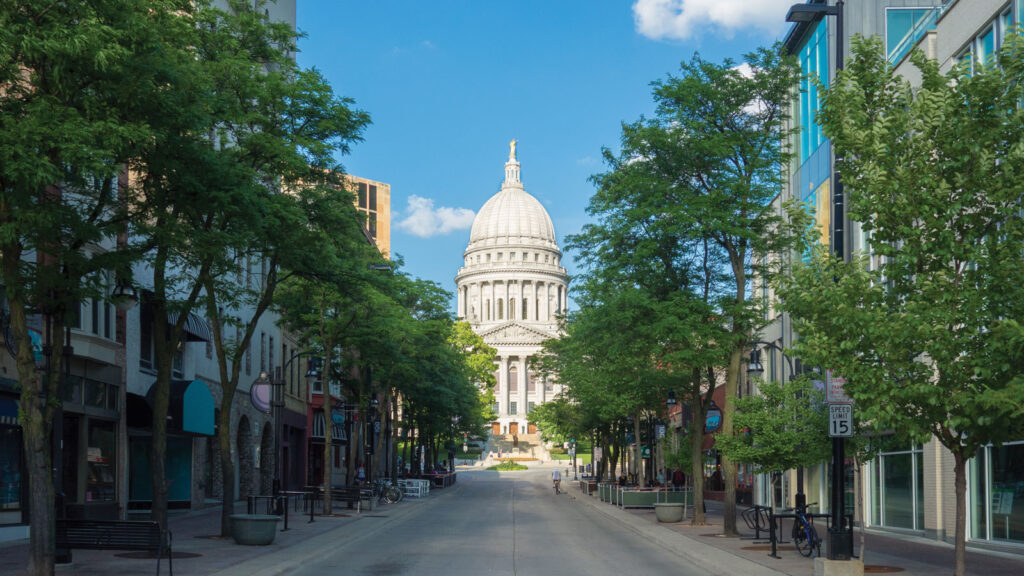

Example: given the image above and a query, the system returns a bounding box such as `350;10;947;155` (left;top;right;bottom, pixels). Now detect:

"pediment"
478;321;557;345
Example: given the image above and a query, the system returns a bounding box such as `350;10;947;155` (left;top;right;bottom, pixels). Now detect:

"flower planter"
654;503;684;523
231;514;280;545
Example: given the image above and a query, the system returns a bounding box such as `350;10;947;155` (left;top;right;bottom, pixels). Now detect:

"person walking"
672;467;685;490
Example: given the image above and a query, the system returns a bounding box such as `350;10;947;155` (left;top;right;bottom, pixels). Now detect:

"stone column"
457;285;464;318
519;357;528;428
499;356;509;420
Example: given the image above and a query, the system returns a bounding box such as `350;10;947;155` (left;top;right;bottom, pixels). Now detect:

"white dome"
468;187;557;248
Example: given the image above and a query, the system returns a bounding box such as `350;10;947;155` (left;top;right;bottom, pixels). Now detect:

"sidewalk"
0;495;421;576
563;477;1024;576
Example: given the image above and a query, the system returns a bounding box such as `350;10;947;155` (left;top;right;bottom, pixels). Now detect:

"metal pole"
828;1;851;561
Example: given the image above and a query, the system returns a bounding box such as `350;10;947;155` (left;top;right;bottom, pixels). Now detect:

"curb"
571;489;788;576
209;488;448;576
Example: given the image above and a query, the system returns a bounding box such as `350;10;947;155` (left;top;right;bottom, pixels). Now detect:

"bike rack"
741;505;772;541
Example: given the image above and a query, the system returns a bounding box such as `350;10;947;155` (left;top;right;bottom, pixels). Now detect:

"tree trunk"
722;345;743;536
634;413;645;487
218;406;236;537
953;449;967;576
8;297;57;575
691;412;707;525
150;308;171;532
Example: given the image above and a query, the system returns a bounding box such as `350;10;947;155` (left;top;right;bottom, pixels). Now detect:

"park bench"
330;486;365;513
56;519;172;576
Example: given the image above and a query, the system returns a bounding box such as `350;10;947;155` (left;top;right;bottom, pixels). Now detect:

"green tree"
776;36;1024;576
0;1;191;572
715;377;830;510
635;47;801;535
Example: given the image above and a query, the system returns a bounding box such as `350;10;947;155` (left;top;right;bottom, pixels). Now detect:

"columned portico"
454;142;569;436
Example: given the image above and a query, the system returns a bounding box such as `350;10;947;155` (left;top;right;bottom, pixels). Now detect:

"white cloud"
396;195;475;238
632;0;793;41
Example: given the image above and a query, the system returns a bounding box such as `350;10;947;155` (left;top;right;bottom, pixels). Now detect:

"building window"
971;441;1024;543
260;332;266;373
509;366;518;393
509;402;517;415
0;422;23;520
358;182;367;209
885;8;938;64
104;301;111;339
799;18;828;163
486;300;491;320
522;298;528;320
86;419;116;503
498;299;503;320
369;184;377;211
869;444;924;531
492;402;499;414
528;401;535;414
527;372;536;393
268;336;274;377
140;300;153;369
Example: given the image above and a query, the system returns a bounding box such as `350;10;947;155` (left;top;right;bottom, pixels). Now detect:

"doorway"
491;422;500;435
509;422;519;435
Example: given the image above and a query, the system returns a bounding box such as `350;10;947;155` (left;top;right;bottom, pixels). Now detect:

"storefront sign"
249;381;272;414
705;403;722;433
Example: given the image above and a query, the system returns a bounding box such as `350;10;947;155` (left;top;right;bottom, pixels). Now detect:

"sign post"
826;370;854;559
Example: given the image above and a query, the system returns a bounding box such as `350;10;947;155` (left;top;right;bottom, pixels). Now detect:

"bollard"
770;507;779;559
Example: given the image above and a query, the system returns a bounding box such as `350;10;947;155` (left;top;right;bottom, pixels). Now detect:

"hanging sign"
705;403;722;433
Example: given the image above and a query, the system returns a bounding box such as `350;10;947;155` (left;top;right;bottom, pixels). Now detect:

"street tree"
612;47;801;534
715;377;830;511
0;1;192;572
776;36;1024;576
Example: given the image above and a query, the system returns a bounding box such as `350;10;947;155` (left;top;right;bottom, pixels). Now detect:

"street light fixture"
111;279;139;311
785;1;852;561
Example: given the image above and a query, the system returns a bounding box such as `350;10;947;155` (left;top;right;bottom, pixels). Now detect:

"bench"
330;486;364;513
57;519;172;575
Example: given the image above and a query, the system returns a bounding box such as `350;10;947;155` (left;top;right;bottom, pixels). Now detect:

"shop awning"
127;379;215;436
167;311;213;342
311;411;346;443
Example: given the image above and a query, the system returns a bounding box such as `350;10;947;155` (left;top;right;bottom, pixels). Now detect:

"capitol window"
497;252;503;261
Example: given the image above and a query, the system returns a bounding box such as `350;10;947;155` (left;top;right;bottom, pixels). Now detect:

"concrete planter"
654;503;684;523
231;514;280;545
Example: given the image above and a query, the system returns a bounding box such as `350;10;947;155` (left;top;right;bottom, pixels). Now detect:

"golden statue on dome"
509;139;518;161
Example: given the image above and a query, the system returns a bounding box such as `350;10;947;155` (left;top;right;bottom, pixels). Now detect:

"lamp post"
785;0;851;561
746;341;805;506
259;350;317;505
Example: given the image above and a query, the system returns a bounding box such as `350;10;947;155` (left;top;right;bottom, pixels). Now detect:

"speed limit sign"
829;405;853;437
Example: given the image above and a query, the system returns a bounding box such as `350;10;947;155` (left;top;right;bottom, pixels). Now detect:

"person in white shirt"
552;468;562;493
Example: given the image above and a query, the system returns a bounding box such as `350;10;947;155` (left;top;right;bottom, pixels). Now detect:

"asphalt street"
282;468;710;576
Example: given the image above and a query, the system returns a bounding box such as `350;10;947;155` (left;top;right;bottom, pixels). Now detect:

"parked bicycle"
791;502;821;558
373;478;404;504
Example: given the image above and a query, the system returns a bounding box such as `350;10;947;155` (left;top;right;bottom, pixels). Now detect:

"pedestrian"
672;467;685;490
356;463;366;486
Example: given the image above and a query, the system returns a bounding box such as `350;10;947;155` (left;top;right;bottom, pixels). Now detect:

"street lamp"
746;341;804;507
260;351;318;507
786;0;851;561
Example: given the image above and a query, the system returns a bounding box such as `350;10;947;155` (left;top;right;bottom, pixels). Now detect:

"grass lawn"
488;461;529;471
549;453;592;464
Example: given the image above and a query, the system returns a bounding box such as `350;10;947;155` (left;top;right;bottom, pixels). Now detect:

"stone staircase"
487;433;549;461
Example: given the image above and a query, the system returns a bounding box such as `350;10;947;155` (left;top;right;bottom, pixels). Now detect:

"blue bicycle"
791;502;821;558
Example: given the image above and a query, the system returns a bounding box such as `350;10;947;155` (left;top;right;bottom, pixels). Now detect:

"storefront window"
971;442;1024;543
870;444;924;530
0;424;23;525
86;420;116;502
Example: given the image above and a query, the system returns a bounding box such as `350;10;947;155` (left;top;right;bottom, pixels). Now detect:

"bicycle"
553;479;561;495
791;502;821;558
373;478;404;504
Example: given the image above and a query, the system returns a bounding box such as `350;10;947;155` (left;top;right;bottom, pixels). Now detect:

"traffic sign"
829;404;853;437
826;370;853;404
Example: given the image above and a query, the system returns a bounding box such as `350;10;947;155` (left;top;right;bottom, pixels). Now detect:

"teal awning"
135;379;215;436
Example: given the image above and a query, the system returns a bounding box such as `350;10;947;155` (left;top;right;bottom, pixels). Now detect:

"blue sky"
296;0;796;311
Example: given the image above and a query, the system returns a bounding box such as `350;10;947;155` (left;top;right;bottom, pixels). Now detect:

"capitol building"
455;142;569;436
